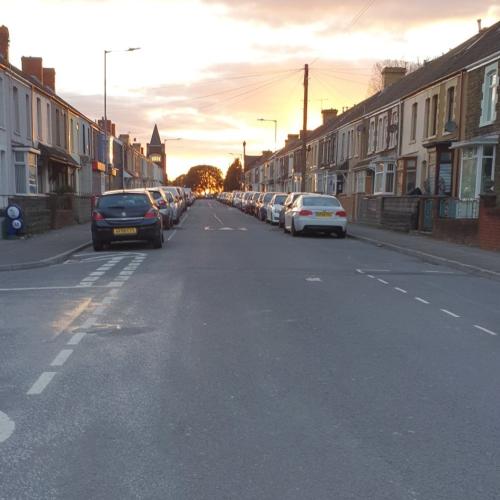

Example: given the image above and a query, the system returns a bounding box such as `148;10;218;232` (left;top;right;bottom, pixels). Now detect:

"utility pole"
300;64;309;192
242;141;246;191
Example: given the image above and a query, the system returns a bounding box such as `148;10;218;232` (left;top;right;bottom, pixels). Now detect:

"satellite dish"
444;121;457;133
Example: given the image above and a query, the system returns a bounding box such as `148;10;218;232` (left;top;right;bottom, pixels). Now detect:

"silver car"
266;193;287;224
284;194;347;238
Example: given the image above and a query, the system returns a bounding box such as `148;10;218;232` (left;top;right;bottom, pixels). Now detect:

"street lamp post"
257;118;277;150
104;47;140;190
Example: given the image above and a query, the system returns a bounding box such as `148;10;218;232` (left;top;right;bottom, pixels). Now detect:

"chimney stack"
285;134;299;147
0;26;9;63
477;19;482;32
21;56;43;82
381;67;407;89
42;68;56;92
321;108;338;124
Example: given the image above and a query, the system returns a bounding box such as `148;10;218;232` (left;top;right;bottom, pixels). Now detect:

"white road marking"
378;279;389;285
204;226;211;231
80;316;97;329
27;372;57;395
93;305;107;316
118;271;134;276
415;297;430;304
0;411;15;443
167;230;177;241
115;276;130;281
0;285;99;292
50;349;73;367
474;325;498;336
394;287;407;294
214;214;223;225
306;277;322;282
441;309;460;318
67;331;87;345
101;296;115;305
80;277;99;282
356;269;365;274
178;213;189;227
363;269;390;272
107;281;125;287
220;227;234;231
367;275;375;279
78;283;92;287
90;272;105;276
238;228;248;231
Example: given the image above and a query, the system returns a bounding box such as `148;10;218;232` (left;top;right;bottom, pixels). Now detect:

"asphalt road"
1;199;499;499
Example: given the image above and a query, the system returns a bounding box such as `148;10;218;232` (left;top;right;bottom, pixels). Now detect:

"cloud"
203;0;498;29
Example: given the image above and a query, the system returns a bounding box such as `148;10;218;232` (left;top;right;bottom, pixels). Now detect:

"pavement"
0;223;91;271
1;200;500;499
348;222;500;280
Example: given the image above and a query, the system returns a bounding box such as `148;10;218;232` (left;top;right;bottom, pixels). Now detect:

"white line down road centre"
0;411;15;443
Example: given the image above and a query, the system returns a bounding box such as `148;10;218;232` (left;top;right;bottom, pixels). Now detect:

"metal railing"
439;198;479;219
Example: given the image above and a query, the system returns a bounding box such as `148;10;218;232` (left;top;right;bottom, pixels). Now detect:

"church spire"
150;124;161;145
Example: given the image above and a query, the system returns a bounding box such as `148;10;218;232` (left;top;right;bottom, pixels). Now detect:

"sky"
2;0;500;179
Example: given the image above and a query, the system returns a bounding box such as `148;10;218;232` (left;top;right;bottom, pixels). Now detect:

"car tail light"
299;209;313;216
144;208;159;219
92;210;104;221
336;210;347;217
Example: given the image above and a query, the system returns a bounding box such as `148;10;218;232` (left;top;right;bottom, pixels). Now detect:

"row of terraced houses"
0;26;165;234
244;21;500;250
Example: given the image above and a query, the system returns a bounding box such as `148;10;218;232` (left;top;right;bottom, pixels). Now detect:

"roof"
244;155;261;171
38;143;80;168
149;124;162;146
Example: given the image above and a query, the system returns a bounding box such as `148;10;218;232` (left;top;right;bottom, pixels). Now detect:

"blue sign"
5;204;24;236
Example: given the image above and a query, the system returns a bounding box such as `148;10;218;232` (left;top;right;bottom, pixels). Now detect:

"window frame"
480;62;498;127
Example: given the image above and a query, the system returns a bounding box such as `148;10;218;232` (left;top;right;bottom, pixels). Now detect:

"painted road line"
67;331;87;345
80;316;97;329
0;285;98;292
115;276;130;281
367;275;375;279
415;297;430;304
214;214;224;225
27;372;57;395
119;271;134;276
179;214;190;227
80;277;99;283
306;277;322;282
0;411;15;443
394;287;407;294
356;269;365;274
441;309;460;318
474;325;498;336
101;296;115;305
167;230;177;241
90;272;105;276
93;305;107;315
50;349;74;367
107;281;125;287
378;279;389;285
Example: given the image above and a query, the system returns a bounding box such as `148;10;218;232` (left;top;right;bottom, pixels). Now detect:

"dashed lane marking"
0;411;15;443
474;325;498;336
50;349;73;367
27;372;57;395
441;309;460;318
67;331;87;345
356;269;365;274
367;275;375;279
415;297;430;304
378;279;389;285
306;277;322;282
213;214;223;225
394;287;408;294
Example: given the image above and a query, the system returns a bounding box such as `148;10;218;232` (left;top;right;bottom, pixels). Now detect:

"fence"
439;198;479;219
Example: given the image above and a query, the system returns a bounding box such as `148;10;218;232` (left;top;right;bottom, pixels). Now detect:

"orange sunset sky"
2;0;499;179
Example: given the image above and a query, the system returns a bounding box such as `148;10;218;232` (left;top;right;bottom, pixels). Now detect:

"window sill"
479;119;496;128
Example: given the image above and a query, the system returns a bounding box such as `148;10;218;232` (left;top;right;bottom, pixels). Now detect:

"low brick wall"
381;197;420;232
432;218;479;246
8;196;51;234
478;194;500;251
357;196;383;225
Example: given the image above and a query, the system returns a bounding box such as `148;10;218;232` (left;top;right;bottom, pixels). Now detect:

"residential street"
1;199;500;499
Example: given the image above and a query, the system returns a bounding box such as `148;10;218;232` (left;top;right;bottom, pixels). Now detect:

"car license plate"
113;227;137;235
316;211;332;217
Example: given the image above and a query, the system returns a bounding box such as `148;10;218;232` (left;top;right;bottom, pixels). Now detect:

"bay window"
459;145;496;199
374;162;395;194
480;63;498;126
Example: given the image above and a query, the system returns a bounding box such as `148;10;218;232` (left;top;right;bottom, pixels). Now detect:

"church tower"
147;124;167;183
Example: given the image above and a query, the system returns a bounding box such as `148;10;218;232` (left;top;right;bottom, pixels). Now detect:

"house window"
13;86;20;133
75;122;79;153
355;128;361;157
446;87;455;125
404;159;417;193
430;95;438;136
410;103;418;142
27;152;37;193
341;133;345;161
374;162;395;194
25;94;31;139
389;109;398;149
46;103;51;144
423;98;430;138
377;116;385;151
459;145;496;199
368;119;375;153
355;171;366;193
36;98;42;139
14;151;26;193
56;109;61;145
0;77;4;128
70;118;74;152
480;63;498;126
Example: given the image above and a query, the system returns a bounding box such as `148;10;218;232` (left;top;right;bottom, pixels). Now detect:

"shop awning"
38;144;80;168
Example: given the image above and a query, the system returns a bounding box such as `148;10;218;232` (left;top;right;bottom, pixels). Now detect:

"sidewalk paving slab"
348;223;500;281
0;223;91;271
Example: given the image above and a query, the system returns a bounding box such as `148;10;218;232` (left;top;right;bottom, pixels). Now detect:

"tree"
367;59;422;96
223;158;242;192
171;174;186;186
184;165;224;194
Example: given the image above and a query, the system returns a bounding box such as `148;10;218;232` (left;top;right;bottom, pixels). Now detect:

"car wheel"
337;229;347;239
152;231;163;248
291;219;300;237
93;239;103;251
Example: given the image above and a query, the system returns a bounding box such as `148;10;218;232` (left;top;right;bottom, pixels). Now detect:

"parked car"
266;193;287;224
279;192;308;228
147;187;173;229
163;190;180;224
91;189;163;250
254;193;266;217
184;187;195;206
162;186;184;222
258;192;275;221
247;192;260;214
284;194;347;237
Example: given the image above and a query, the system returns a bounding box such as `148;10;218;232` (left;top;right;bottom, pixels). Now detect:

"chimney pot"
0;25;9;63
321;108;338;124
381;66;407;89
21;56;43;82
42;68;55;92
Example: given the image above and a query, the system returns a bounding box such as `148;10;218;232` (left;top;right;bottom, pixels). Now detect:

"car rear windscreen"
274;195;286;204
302;197;341;207
98;193;150;208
